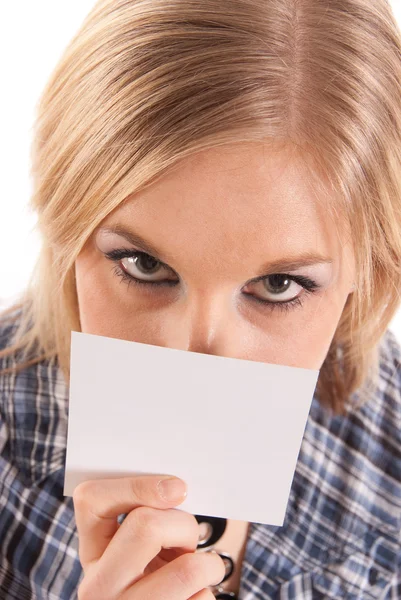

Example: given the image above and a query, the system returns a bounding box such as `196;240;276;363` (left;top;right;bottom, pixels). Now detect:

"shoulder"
0;304;69;488
310;327;401;529
377;328;401;405
0;304;23;365
310;327;401;432
298;327;401;538
356;328;401;439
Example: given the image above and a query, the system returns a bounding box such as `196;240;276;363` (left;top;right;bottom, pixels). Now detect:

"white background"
0;1;400;342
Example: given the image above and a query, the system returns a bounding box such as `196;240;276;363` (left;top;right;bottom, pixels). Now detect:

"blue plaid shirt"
1;306;401;599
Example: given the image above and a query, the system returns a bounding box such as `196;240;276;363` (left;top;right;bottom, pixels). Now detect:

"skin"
74;142;356;371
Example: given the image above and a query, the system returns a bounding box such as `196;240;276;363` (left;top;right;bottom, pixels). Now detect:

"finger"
121;550;226;600
72;474;187;571
83;506;200;597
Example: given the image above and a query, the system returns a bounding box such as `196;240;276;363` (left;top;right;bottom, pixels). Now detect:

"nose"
159;290;249;360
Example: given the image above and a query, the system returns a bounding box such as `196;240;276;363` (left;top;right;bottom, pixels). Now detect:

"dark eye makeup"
104;248;322;314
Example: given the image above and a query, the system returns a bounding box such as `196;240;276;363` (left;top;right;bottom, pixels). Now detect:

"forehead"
103;143;346;263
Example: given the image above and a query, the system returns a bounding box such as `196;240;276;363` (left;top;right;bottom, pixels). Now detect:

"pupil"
265;274;290;294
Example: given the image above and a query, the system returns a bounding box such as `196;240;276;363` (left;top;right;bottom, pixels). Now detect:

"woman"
1;0;401;597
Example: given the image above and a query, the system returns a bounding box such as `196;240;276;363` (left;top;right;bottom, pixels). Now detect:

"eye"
104;249;178;286
243;273;320;312
120;252;177;283
245;274;304;303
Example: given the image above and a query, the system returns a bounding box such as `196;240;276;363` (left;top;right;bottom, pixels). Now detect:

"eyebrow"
99;225;333;274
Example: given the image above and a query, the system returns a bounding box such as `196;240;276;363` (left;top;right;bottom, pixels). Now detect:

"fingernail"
157;477;187;501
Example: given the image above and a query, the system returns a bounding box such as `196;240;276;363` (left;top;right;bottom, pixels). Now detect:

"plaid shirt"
1;306;401;599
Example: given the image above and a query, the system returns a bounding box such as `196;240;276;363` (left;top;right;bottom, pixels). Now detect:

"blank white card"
63;331;319;526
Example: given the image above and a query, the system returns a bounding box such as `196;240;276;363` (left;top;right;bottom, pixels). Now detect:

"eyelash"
104;249;321;314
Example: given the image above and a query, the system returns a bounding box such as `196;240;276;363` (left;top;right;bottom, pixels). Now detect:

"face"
75;142;355;370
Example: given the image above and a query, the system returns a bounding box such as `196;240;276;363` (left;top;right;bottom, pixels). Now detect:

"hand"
73;474;225;599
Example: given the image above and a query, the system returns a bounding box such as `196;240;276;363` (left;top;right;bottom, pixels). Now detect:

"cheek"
249;291;348;371
291;293;349;369
74;256;161;342
75;258;107;334
74;254;118;335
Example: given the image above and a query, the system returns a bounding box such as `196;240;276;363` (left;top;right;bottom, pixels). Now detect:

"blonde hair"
1;0;401;416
